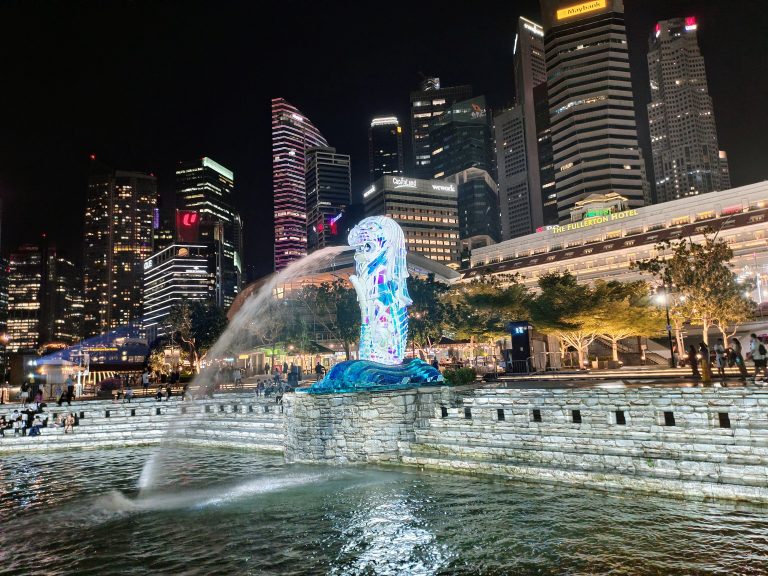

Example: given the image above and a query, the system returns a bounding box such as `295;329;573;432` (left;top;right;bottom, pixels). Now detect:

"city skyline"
0;0;766;278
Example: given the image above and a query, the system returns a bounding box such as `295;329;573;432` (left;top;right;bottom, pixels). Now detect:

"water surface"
1;447;766;575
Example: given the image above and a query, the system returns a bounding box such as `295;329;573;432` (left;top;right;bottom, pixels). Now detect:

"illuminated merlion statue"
347;216;412;365
303;216;443;393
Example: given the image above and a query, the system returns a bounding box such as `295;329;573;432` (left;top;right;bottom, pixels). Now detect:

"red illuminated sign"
176;210;200;242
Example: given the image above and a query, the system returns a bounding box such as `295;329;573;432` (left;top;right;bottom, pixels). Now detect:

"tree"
447;275;530;362
166;299;229;371
633;233;755;345
299;280;360;360
407;274;452;357
592;281;664;361
528;272;601;368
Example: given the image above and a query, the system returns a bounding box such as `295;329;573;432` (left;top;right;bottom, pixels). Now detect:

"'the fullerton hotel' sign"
556;0;607;21
551;209;638;234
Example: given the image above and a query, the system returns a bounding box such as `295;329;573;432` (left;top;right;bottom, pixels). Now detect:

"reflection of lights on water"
331;494;449;575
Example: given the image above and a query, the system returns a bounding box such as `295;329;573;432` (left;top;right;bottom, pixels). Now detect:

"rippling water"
1;447;767;575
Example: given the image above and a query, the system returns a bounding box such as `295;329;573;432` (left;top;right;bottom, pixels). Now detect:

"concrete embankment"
0;394;285;454
5;386;768;503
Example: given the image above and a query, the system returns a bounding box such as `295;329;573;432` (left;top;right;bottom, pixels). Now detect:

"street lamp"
654;288;676;368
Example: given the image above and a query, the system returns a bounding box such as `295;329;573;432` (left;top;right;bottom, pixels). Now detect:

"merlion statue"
347;216;411;365
302;216;443;393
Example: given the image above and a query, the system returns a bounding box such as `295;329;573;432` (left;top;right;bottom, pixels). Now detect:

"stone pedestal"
283;387;444;464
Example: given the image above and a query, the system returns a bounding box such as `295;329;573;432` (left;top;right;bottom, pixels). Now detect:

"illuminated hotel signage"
550;209;638;234
392;177;417;189
556;0;607;21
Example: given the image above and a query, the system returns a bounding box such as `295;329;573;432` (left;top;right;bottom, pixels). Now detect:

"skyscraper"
83;162;156;336
7;243;81;351
272;98;328;271
409;78;473;179
0;199;7;378
429;96;495;180
369;116;404;182
647;17;730;203
541;0;647;221
176;157;242;308
496;17;558;240
142;243;217;342
450;167;501;243
306;146;352;252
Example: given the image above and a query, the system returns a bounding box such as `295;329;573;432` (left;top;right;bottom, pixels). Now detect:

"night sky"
0;0;766;278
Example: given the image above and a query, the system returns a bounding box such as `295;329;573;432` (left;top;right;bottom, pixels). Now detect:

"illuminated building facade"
409;78;473;179
496;17;558;240
369;116;404;182
362;176;460;267
272;97;328;271
7;243;81;352
0;199;7;376
648;17;731;204
306;147;352;252
466;182;768;311
540;0;648;222
176;157;241;308
429;96;494;180
142;243;216;342
83;163;156;337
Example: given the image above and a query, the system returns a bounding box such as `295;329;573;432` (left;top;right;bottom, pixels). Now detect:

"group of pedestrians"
686;333;767;385
1;399;76;438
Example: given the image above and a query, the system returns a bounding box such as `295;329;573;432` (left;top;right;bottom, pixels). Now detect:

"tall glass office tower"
271;97;328;271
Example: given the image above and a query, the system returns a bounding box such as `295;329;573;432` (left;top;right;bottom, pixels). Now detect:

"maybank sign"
551;209;638;234
556;0;607;21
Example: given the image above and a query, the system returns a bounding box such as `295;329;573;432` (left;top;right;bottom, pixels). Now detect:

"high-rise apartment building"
496;17;558;240
7;243;81;352
83;162;156;336
409;78;473;179
541;0;647;221
369;117;404;183
647;17;730;203
306;147;352;252
272;98;328;271
176;157;242;308
362;176;460;267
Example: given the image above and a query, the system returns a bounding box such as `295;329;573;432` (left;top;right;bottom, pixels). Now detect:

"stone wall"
6;386;768;502
402;386;768;502
283;387;444;464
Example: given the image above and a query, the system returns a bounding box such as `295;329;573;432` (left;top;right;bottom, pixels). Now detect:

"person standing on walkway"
730;337;748;382
124;383;133;404
749;334;767;383
699;342;712;385
66;375;75;405
687;345;700;380
714;339;727;383
142;370;150;396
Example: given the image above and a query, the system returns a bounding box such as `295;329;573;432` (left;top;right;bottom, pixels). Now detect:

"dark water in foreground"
1;447;767;575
